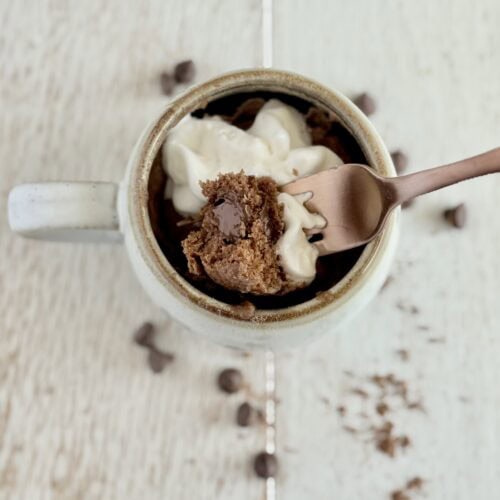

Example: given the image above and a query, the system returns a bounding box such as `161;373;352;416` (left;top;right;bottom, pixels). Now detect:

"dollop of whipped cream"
163;99;343;284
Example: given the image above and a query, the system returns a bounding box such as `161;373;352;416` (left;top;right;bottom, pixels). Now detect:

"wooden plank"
0;1;266;499
273;0;500;498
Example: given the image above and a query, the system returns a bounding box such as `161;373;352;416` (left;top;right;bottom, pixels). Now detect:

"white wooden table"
1;1;500;499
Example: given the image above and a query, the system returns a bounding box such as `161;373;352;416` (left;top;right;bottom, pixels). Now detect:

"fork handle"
388;147;500;205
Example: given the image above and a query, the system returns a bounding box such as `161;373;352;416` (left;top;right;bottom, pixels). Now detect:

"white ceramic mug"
8;69;399;350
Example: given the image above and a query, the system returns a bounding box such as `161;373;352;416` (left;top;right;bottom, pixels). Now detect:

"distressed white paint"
2;1;500;499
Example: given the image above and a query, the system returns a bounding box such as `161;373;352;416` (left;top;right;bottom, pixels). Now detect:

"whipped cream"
163;99;342;284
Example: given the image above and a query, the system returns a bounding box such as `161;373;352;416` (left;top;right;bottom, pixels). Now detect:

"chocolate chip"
253;452;277;479
236;402;252;426
133;322;155;348
391;150;409;174
443;203;466;228
213;198;244;238
147;349;174;374
174;60;195;84
160;72;176;95
217;368;243;394
353;92;377;116
401;199;414;209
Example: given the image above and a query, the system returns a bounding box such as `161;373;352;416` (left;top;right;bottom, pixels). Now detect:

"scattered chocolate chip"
160;72;176;95
353;92;377;116
292;168;299;176
376;402;389;416
443;203;466;228
236;402;253;427
133;322;155;348
174;60;196;84
253;452;277;479
217;368;243;394
391;150;409;174
401;199;414;209
147;349;174;374
406;477;423;490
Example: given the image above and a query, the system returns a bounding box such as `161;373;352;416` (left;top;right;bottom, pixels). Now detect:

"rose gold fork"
281;148;500;255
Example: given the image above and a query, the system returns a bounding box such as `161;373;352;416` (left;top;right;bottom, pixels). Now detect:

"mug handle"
8;182;122;243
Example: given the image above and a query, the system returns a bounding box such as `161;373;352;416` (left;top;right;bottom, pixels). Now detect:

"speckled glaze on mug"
121;69;400;349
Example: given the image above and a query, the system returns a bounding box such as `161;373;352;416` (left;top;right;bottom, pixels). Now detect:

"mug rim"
127;68;398;326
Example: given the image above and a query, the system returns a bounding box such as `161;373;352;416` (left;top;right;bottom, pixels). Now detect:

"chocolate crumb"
391;150;409;174
428;337;446;344
396;302;419;315
407;401;425;412
444;203;466;228
174;60;195;84
336;405;346;417
391;490;410;500
292;168;299;176
376;402;389;416
390;476;424;500
147;349;174;374
402;199;415;209
397;435;411;448
232;301;256;320
381;275;394;291
353;92;377;116
160;72;176;95
374;422;410;457
253;452;278;479
406;477;423;490
343;425;358;434
133;322;155;348
236;402;253;427
395;349;409;362
217;368;243;394
352;388;369;398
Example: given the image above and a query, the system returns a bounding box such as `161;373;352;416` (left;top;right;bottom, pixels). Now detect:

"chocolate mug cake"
148;91;368;313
